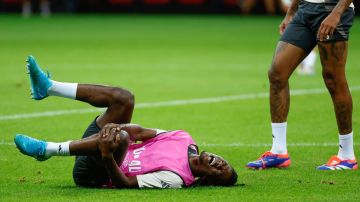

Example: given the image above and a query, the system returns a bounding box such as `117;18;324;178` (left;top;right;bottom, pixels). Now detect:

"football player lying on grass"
14;56;238;189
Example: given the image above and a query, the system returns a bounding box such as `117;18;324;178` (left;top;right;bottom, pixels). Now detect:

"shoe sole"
26;57;50;100
246;159;291;170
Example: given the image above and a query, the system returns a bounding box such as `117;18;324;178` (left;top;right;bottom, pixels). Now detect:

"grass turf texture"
0;14;360;201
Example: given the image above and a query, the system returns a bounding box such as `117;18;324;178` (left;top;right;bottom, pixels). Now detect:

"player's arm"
101;123;158;142
317;0;353;41
102;157;138;188
98;128;138;188
279;0;301;34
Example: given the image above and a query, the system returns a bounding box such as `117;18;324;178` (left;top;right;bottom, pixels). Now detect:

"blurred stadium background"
1;0;359;15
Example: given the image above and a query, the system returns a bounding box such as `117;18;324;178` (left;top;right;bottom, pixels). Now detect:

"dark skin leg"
318;41;352;135
68;84;135;162
269;41;309;122
76;84;135;127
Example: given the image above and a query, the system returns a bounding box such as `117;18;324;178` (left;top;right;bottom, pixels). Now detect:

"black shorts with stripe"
280;0;355;53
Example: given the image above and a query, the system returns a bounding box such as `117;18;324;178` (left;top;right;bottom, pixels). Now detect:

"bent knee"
322;70;348;95
111;87;135;107
268;66;288;89
119;130;130;146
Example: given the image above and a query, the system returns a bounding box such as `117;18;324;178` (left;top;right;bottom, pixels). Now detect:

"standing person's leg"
312;2;357;170
247;6;318;168
318;41;352;135
246;41;308;169
267;42;307;156
316;41;357;170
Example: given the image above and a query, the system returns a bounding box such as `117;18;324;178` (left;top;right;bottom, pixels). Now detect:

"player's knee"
118;130;130;147
322;71;336;95
268;67;287;89
111;87;135;108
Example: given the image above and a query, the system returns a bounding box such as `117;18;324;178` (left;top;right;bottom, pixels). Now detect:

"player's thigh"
269;41;308;79
272;7;318;77
316;5;353;75
96;103;134;128
318;41;348;78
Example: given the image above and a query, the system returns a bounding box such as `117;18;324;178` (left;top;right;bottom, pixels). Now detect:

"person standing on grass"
247;0;357;170
14;56;237;188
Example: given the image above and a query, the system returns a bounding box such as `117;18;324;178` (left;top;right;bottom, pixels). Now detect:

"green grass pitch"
0;14;360;201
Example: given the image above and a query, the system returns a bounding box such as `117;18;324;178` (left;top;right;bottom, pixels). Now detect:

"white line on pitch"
0;86;359;121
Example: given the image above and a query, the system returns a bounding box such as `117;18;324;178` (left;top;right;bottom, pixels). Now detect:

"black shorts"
72;117;110;187
280;1;355;53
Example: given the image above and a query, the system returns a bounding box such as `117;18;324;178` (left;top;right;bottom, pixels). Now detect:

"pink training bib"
120;130;196;186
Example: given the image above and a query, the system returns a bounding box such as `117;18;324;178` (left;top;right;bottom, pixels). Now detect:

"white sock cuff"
271;122;287;128
339;131;353;140
48;80;78;99
57;141;71;156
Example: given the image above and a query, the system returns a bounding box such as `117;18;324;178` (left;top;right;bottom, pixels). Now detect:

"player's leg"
316;41;357;170
72;129;129;187
318;41;352;135
247;10;317;168
15;130;129;187
314;3;357;170
14;130;129;161
268;42;307;124
246;42;308;169
75;84;134;127
26;55;135;127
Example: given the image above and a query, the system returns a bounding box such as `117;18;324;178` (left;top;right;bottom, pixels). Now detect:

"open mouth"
208;156;216;166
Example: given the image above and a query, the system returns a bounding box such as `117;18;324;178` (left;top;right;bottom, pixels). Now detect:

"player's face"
198;151;233;182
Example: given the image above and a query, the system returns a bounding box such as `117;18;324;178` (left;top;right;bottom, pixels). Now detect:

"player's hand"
317;12;341;42
102;123;121;134
98;126;121;159
279;14;293;35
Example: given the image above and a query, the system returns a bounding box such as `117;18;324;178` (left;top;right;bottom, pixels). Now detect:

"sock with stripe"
270;122;288;155
45;141;71;158
337;131;355;160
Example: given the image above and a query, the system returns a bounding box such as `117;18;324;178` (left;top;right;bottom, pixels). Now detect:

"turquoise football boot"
14;134;49;161
26;55;52;100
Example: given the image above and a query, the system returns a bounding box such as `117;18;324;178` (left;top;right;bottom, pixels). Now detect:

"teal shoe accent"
26;55;53;100
14;134;49;161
